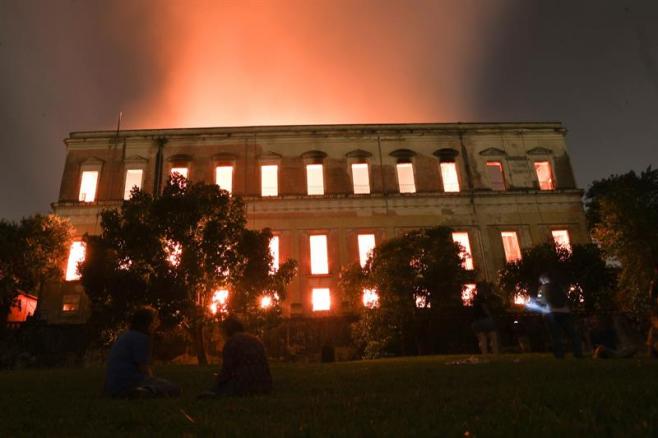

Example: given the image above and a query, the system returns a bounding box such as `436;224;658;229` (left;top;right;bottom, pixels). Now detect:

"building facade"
46;122;588;323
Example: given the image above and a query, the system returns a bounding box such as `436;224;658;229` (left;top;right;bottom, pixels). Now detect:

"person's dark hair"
220;316;245;337
129;306;158;333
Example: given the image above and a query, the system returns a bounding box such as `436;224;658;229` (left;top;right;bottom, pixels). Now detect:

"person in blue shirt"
104;306;180;398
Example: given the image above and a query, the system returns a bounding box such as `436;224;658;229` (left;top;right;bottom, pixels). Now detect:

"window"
261;165;278;197
501;231;522;263
351;163;370;194
209;289;229;315
65;241;86;281
486;162;505;191
312;288;331;311
306;164;324;195
170;167;188;179
123;169;143;200
269;236;279;272
440;162;460;192
451;232;474;270
357;234;376;268
78;170;99;202
309;235;329;274
552;229;571;252
215;166;233;194
462;284;476;306
415;294;430;308
62;294;81;313
534;161;554;190
396;163;416;193
362;289;379;309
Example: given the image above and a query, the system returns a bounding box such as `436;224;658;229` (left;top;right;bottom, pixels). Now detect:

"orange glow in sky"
116;0;502;129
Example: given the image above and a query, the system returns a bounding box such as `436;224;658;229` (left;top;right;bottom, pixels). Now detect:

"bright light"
269;236;279;272
440;162;460;192
65;241;86;281
552;229;571;252
309;235;329;275
215;166;233;194
415;294;431;308
534;161;554;190
351;163;370;194
357;234;376;268
123;169;143;200
171;167;188;179
78;170;99;202
461;284;476;306
210;289;229;315
312;288;331;311
513;293;529;305
501;231;522;263
362;289;379;308
306;164;324;195
452;232;474;270
261;164;278;197
62;294;81;312
486;161;505;191
260;295;274;309
165;240;182;266
396;163;416;193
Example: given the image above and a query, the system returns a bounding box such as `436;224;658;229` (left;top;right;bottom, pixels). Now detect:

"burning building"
44;122;587;323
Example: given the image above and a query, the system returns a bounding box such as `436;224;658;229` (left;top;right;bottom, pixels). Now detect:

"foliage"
340;227;468;357
80;176;296;364
498;243;616;315
0;214;72;327
584;167;658;316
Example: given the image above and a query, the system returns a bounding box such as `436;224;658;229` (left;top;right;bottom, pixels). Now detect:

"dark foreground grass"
2;355;658;436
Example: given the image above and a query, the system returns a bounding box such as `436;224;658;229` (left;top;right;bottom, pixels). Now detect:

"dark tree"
585;168;658;315
0;214;72;329
340;227;468;357
498;243;616;315
80;176;296;364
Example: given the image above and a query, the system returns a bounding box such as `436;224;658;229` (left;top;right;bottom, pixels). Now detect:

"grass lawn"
2;354;658;436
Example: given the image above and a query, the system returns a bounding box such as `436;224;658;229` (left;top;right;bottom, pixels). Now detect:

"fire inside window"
309;235;329;274
351;163;370;194
312;288;331;311
62;294;81;313
396;163;416;193
534;161;554;190
123;169;143;200
440;162;460;192
362;289;379;309
170;167;188;179
357;234;376;268
552;229;571;252
451;232;474;270
461;284;476;306
269;236;279;272
261;165;278;197
65;241;86;281
209;289;229;315
501;231;522;263
215;166;233;194
306;164;324;195
78;170;99;202
486;162;505;191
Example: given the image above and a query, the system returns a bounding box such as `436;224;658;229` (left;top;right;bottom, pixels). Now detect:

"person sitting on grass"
104;306;181;398
199;316;272;398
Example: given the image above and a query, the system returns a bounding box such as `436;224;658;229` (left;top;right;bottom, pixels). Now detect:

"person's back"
104;329;151;396
217;332;272;395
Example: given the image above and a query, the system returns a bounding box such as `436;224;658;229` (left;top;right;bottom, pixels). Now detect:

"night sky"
1;0;656;220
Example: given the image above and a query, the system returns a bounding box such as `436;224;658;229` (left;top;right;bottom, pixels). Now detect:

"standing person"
104;306;181;398
199;316;272;397
470;282;499;355
538;273;583;359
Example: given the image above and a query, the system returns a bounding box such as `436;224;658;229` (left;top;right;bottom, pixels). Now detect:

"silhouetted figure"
200;316;272;397
538;273;582;359
104;306;180;398
471;283;499;354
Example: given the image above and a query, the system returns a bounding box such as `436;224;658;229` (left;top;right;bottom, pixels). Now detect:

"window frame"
260;164;279;197
395;162;416;194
